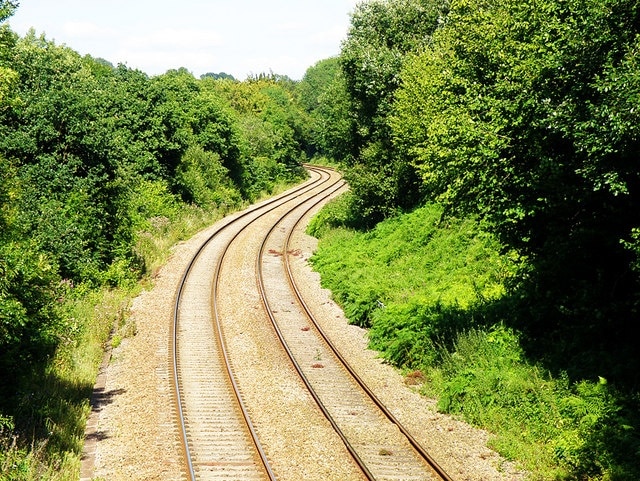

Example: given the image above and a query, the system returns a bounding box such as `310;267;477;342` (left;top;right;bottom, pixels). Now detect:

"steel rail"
204;166;342;480
171;166;332;480
254;179;379;480
283;188;455;481
259;173;455;481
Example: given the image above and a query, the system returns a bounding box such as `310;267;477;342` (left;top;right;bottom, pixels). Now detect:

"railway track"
171;165;453;481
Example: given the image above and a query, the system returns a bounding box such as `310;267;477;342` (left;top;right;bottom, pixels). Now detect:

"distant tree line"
201;72;236;81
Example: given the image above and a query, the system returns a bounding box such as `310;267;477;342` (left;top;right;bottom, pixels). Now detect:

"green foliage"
200;72;236;81
257;83;305;168
0;20;310;478
124;178;179;231
310;201;514;336
307;191;361;237
0;157;17;234
175;145;241;208
0;286;133;481
310;196;640;479
312;73;353;162
0;27;305;290
383;0;640;384
297;57;353;161
395;5;639;238
0;1;18;23
331;0;640;366
623;227;640;275
207;75;307;199
369;301;468;367
342;153;409;226
341;0;447;131
338;0;449;218
392;0;640;234
432;326;640;479
0;65;17;104
297;57;341;113
0;240;61;367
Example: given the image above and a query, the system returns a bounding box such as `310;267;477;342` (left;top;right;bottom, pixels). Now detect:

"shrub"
174;145;241;208
432;326;640;479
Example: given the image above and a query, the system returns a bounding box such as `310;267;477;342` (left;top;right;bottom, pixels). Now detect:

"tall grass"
308;197;640;480
0;175;303;480
0;286;132;481
309;202;516;361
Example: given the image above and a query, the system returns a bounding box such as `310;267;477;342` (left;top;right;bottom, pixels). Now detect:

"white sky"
8;0;361;80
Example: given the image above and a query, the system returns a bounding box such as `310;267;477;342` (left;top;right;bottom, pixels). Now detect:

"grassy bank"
0;179;299;481
0;284;136;480
308;194;640;481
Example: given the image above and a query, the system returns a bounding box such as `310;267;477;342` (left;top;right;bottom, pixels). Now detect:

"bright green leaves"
0;30;306;290
341;0;445;133
208;75;307;198
0;0;17;23
298;57;353;163
337;0;449;224
342;0;446;121
391;0;640;260
175;145;240;208
0;66;17;106
0;240;61;364
576;34;640;196
387;0;640;393
311;201;515;362
0;156;18;236
0;23;312;380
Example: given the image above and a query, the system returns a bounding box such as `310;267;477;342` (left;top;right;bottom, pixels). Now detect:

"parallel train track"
171;165;453;481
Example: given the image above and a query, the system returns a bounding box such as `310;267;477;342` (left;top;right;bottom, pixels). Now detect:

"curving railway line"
171;165;454;481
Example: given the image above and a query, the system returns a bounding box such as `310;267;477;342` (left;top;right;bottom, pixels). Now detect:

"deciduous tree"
339;0;448;223
391;0;640;367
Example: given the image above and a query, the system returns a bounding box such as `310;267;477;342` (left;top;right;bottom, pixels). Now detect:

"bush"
174;145;241;208
310;201;515;334
432;326;640;480
0;241;62;370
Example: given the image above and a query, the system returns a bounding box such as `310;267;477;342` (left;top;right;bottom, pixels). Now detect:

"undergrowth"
0;184;273;480
0;174;302;480
308;196;640;481
0;285;134;481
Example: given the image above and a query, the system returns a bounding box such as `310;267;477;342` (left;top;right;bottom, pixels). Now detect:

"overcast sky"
8;0;361;80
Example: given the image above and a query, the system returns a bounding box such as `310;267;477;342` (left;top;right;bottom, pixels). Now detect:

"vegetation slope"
302;0;640;479
2;0;640;479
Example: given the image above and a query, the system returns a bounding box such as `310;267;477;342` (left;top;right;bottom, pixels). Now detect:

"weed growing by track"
308;197;640;480
0;286;134;481
0;204;233;480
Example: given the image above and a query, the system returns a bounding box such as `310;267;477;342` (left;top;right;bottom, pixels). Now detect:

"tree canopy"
0;26;307;378
301;0;640;388
389;0;640;361
338;0;449;223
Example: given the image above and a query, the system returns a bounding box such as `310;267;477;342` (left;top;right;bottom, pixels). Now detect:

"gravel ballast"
81;188;528;481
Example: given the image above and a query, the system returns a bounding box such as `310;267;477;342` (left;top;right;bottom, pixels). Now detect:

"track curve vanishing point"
171;165;454;481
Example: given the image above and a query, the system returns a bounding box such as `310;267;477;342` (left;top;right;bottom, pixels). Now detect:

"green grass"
308;196;640;481
309;201;516;365
0;177;303;481
0;203;230;480
0;285;136;481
